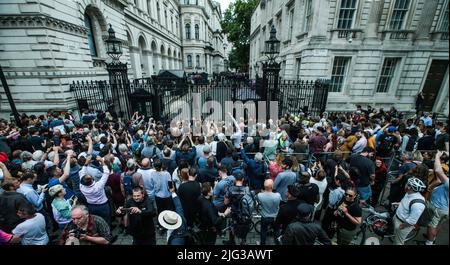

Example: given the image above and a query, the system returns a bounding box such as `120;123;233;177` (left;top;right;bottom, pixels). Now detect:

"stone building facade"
180;0;227;75
249;0;449;115
0;0;228;119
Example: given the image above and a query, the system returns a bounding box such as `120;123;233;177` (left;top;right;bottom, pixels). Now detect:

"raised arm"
96;157;111;189
58;152;73;184
86;134;93;155
0;162;13;181
434;151;449;183
228;112;241;133
52;146;60;166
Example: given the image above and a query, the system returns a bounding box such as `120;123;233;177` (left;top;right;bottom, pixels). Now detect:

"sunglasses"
345;193;355;198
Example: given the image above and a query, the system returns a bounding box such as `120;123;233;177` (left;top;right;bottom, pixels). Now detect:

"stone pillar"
144;50;153;77
415;0;439;40
141;0;147;12
365;0;384;39
152;53;159;75
310;0;329;41
129;46;141;78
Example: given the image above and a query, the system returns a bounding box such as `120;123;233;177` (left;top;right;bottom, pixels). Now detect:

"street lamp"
264;25;280;64
254;62;260;78
105;24;123;63
262;25;281;121
223;42;228;71
104;24;127;119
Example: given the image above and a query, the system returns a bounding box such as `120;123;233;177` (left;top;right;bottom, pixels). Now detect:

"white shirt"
79;165;110;204
396;192;426;225
138;168;156;198
12;213;49;245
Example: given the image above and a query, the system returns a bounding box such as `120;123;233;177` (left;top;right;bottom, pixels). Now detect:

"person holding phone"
116;186;157;245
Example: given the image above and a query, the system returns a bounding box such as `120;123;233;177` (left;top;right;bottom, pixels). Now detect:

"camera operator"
116;186;157;245
60;204;113;245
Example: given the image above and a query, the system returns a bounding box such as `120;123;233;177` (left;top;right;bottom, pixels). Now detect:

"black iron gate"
70;76;329;122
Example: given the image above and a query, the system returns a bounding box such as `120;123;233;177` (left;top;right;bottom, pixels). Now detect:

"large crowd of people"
0;105;448;245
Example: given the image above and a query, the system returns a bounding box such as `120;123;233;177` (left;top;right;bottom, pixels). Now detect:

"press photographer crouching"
60;204;113;245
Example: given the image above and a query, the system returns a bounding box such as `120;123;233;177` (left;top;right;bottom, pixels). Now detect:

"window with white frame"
288;8;294;40
439;1;449;31
389;0;410;30
84;13;98;57
376;58;400;93
304;0;312;32
195;24;200;40
185;23;191;39
187;55;192;68
295;58;301;79
196;55;201;68
337;0;358;29
330;57;351;92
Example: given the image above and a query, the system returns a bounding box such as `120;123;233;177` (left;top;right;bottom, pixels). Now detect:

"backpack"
405;135;417;152
237;191;254;224
378;135;396;154
230;187;253;224
408;199;433;227
134;143;143;159
122;172;134;196
225;140;235;152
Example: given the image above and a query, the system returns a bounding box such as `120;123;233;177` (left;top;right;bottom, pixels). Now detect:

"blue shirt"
213;176;236;208
421;116;433;127
431;179;449;211
48;178;74;200
148;170;172;199
197;156;207;169
17;183;45;211
273;170;297;202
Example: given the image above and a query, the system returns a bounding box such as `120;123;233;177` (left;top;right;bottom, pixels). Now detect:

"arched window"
84;13;97;57
187;55;192;68
196;55;200;68
195;24;199;40
185;23;191;39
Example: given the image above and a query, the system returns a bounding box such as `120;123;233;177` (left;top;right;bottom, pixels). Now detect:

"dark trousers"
321;207;336;239
198;229;217;245
260;217;279;245
87;202;111;227
133;236;156;245
155;196;174;214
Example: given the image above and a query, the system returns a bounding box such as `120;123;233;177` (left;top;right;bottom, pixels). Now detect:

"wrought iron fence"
70;76;329;122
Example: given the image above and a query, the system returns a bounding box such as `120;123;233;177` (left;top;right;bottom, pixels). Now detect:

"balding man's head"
264;179;274;191
141;158;150;168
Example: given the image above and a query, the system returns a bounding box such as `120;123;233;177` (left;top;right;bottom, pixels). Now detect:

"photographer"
332;187;362;245
60;205;112;245
116;186;157;245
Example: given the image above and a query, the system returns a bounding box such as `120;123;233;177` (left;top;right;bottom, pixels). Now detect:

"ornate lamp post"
254;62;260;79
262;25;281;120
104;24;127;119
223;42;228;72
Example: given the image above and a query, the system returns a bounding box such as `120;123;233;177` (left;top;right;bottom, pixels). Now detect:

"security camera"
348;38;353;43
